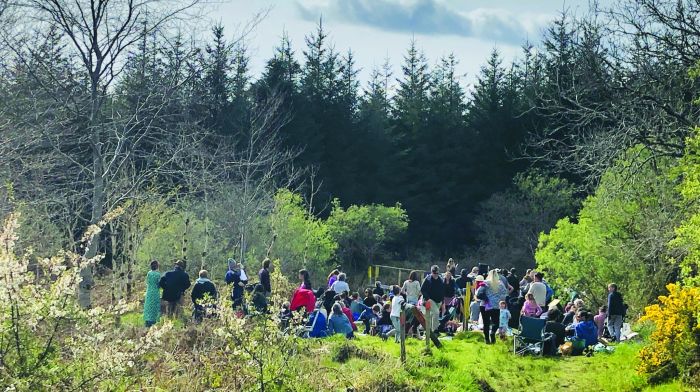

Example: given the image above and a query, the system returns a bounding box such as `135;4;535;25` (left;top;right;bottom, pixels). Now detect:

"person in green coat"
144;260;161;327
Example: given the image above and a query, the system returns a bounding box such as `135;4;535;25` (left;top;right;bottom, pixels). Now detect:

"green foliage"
475;170;578;269
326;199;408;272
536;147;680;311
670;127;700;285
14;204;67;258
0;213;170;391
267;189;337;277
134;200;228;277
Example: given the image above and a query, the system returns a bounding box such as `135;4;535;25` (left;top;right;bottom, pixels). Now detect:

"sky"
210;0;598;89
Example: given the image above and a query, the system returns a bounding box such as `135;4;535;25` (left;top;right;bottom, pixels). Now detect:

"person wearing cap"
421;265;446;334
159;259;191;318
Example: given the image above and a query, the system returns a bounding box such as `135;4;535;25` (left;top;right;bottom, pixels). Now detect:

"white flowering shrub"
0;213;170;391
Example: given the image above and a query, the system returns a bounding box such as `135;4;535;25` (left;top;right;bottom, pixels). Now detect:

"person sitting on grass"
594;306;607;339
377;302;393;338
335;296;358;332
569;310;598;347
328;303;354;339
350;292;367;320
562;298;584;326
363;288;377;308
359;304;382;335
279;302;292;330
521;293;542;318
252;284;268;313
340;291;352;308
498;300;511;341
373;281;385;296
330;272;350;295
544;308;566;355
307;302;329;338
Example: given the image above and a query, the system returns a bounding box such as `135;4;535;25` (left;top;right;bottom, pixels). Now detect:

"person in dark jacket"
506;268;520;297
259;258;272;297
252;284;268;313
421;265;445;334
373;281;385;296
607;283;626;341
159;260;191;318
225;262;246;310
191;270;218;323
544;308;566;355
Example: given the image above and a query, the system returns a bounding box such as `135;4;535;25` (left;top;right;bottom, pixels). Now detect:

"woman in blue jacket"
328;303;354;339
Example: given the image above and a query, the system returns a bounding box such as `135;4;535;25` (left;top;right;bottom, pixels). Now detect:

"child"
349;292;367;320
389;286;405;343
594;306;607;339
521;293;542;317
469;299;481;328
498;300;511;340
279;301;292;330
377;302;393;338
359;304;381;334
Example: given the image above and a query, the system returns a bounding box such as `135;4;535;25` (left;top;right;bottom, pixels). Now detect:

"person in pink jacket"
521;293;542;317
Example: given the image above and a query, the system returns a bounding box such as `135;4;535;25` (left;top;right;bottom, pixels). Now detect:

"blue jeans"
391;315;401;342
607;314;623;341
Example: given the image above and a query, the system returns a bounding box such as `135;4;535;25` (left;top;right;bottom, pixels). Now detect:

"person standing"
607;283;626;342
143;260;161;327
191;270;218;323
226;262;246;310
527;272;547;307
421;265;445;334
389;286;405;343
298;269;312;290
159;260;191;318
477;270;508;344
506;268;520;296
402;271;422;305
259;258;272;297
446;258;457;276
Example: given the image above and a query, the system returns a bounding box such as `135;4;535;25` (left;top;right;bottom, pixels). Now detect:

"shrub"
0;212;170;391
638;283;700;388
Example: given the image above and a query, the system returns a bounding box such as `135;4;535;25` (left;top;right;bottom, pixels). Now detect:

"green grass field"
119;311;685;391
317;332;685;392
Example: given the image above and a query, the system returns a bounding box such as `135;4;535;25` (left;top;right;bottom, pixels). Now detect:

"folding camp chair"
513;316;553;356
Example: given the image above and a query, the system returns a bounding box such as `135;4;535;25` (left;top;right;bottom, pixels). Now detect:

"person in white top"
330;272;350;294
389;286;405;343
401;270;422;305
527;272;547;307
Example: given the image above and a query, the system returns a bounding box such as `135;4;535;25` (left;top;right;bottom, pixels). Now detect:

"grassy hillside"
316;332;684;392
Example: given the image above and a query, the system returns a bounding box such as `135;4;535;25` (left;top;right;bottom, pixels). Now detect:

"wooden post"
400;307;406;363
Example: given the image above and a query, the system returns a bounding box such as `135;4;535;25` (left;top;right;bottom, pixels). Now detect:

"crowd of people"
143;257;628;356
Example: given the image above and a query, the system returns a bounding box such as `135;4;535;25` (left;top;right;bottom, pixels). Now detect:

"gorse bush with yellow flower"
638;283;700;388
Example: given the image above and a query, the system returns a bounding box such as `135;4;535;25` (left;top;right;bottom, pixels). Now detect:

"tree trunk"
79;119;105;308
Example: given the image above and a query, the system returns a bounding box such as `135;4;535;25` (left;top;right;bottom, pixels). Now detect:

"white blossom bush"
0;213;170;391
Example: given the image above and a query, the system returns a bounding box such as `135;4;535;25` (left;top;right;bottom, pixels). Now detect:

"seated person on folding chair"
544;309;566;355
513;316;553;355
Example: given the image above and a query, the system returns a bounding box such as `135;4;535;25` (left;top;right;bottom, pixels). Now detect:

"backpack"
545;283;554;302
475;286;488;302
